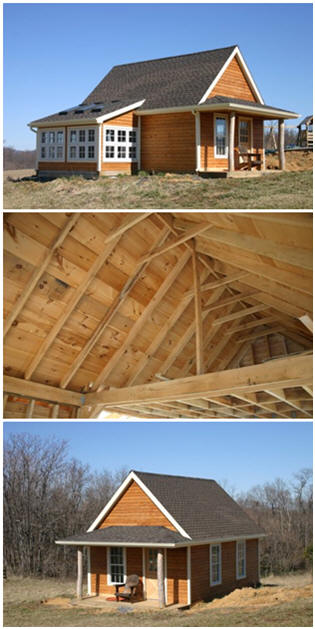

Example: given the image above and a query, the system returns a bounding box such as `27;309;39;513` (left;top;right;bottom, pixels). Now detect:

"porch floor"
69;594;186;611
199;169;282;179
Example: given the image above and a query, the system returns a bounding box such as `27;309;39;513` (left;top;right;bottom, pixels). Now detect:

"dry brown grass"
3;169;312;209
3;573;313;626
265;150;313;171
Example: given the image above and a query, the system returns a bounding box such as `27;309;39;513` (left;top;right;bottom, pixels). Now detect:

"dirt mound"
42;596;72;608
266;150;313;171
206;584;312;610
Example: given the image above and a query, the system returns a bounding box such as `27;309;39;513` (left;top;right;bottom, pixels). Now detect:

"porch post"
228;112;236;171
194;112;201;172
77;547;83;599
278;119;285;170
157;549;165;608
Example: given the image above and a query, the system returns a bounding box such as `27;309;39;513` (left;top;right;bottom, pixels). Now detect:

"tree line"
3;433;312;578
4;144;36;170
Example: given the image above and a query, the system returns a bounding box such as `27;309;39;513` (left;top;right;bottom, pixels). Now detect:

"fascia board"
87;470;191;539
199;46;264;105
96;100;145;123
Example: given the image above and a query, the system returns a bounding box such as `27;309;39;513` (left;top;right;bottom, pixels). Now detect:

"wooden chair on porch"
114;574;140;602
239;152;262;170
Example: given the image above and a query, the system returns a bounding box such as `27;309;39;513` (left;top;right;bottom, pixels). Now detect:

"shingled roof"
83;45;237;110
133;471;264;540
56;471;264;547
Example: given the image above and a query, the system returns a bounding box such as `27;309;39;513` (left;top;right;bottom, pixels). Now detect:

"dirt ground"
265;150;313;171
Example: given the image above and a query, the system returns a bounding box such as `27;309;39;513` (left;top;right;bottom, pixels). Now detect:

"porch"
68;593;186;611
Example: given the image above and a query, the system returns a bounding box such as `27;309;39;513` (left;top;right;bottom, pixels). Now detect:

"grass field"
3;573;313;627
3;170;312;209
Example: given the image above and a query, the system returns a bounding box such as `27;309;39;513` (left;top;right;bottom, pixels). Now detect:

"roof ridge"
112;45;237;69
132;470;216;483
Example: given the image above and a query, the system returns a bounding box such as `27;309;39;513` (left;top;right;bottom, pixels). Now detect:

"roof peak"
132;469;216;483
113;45;238;69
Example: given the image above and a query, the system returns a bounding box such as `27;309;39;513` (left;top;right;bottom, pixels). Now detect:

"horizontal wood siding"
252;117;264;153
105;111;138;127
99;480;177;530
101;162;135;174
167;548;187;605
210;57;258;102
90;546;143;597
191;539;259;603
141;113;196;172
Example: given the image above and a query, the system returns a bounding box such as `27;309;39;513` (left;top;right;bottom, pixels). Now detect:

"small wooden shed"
296;115;313;148
56;470;266;607
3;212;312;419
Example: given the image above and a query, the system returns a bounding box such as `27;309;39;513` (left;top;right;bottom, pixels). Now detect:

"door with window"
239;118;252;156
145;548;158;599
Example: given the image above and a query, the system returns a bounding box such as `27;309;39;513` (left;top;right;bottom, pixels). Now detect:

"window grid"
236;541;246;579
210;544;221;585
68;126;97;162
109;547;125;585
39;129;64;161
103;125;138;162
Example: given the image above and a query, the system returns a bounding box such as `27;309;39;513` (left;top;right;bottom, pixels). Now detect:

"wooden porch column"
77;547;83;599
194;111;201;171
278;119;285;170
157;550;165;608
228;112;236;171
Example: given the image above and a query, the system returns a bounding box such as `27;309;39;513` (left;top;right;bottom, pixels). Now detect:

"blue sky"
4;3;313;150
3;422;312;493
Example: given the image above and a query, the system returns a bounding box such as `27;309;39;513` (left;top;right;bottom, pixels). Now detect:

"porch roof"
55;525;187;547
196;95;299;119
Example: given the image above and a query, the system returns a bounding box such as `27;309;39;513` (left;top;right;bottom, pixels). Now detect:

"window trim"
67;126;98;162
39;128;65;162
107;546;127;586
103;125;139;163
210;543;222;586
236;540;246;580
214;114;229;159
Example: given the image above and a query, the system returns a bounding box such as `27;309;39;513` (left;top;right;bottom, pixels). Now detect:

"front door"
146;548;158;599
239;118;252;154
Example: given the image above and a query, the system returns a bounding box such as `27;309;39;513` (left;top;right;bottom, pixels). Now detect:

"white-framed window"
103;125;138;162
236;540;246;579
68;126;97;162
214;115;228;158
107;547;126;585
39;128;65;161
210;543;222;586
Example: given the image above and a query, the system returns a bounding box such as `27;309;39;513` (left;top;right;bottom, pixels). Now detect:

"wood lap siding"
210;57;258;102
99;480;177;530
90;546;143;597
167;548;188;605
191;539;259;603
140;113;196;172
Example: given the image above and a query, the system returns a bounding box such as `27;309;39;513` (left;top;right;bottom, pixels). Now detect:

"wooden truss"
3;212;313;419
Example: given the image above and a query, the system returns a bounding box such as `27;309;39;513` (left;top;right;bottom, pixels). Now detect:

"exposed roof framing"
3;212;312;419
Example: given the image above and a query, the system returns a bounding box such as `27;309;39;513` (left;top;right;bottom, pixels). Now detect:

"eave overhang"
28;100;146;128
55;532;266;548
137;103;299;120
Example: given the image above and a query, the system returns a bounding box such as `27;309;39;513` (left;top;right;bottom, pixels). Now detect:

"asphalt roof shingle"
57;525;186;545
134;471;264;540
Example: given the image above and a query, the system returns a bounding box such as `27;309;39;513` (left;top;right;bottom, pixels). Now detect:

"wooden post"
192;243;204;375
278;119;285;170
157;550;165;608
194;111;201;172
228;112;235;171
77;547;83;599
